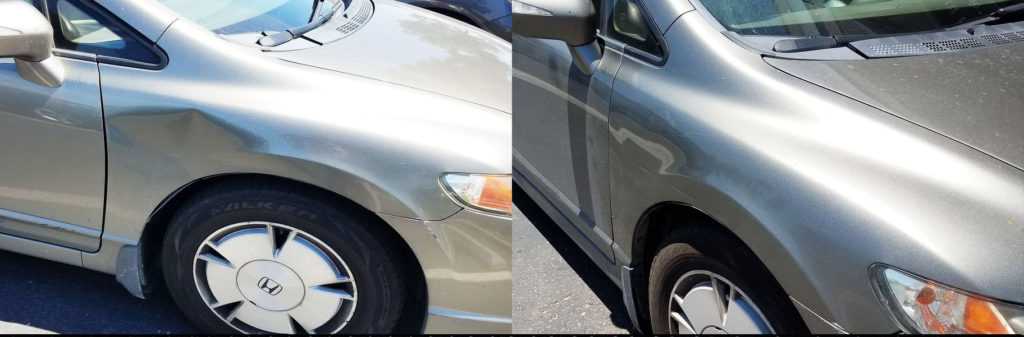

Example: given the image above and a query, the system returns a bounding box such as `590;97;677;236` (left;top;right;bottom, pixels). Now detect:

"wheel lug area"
195;222;357;333
235;260;305;311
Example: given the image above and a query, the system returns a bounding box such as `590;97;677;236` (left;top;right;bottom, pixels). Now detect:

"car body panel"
615;11;1024;331
0;57;105;252
0;227;83;268
511;28;621;261
380;210;512;333
96;12;509;238
764;47;1024;170
100;3;508;333
514;1;1024;333
273;0;511;113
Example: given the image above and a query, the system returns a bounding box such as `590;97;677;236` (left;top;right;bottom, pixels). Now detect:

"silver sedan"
0;0;511;333
512;0;1024;334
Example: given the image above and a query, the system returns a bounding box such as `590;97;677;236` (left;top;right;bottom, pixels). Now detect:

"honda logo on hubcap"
258;276;283;295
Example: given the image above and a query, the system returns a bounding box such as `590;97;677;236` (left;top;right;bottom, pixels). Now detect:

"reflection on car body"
397;0;511;40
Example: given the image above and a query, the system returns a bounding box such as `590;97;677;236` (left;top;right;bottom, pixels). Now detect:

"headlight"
439;173;513;216
872;265;1024;334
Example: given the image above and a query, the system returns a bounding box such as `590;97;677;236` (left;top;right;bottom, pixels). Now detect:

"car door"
512;0;622;260
601;0;670;260
0;0;162;252
0;0;106;252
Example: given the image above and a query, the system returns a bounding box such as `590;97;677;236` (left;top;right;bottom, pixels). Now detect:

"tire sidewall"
162;191;402;333
648;241;804;334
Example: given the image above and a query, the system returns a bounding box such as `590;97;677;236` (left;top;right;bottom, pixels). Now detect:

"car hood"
272;0;511;113
765;44;1024;170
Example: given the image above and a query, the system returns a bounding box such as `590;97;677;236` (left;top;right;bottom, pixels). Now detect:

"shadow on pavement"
514;184;640;333
0;250;196;334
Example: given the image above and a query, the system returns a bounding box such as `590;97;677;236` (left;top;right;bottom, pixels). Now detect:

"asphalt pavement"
511;185;635;334
0;251;196;334
0;188;633;334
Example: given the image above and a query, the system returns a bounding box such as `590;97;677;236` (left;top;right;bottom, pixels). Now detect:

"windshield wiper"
772;34;895;52
259;0;344;47
944;2;1024;30
309;0;326;23
771;3;1024;53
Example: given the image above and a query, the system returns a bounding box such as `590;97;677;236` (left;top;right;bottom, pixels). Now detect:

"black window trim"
601;0;670;67
43;0;168;70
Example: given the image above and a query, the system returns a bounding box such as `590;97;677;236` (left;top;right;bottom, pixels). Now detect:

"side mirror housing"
511;0;597;46
0;1;64;87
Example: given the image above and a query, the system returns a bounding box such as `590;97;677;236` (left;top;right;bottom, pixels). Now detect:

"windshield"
699;0;1024;37
157;0;335;35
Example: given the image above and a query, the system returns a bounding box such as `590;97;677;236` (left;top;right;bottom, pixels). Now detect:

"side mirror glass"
511;0;597;46
0;1;64;87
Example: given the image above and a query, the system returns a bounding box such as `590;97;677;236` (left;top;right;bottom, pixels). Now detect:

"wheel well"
424;7;479;28
138;173;428;332
630;202;738;328
632;202;813;333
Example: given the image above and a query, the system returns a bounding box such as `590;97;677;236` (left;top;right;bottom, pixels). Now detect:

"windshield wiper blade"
259;0;343;47
945;2;1024;30
310;0;326;23
772;34;893;52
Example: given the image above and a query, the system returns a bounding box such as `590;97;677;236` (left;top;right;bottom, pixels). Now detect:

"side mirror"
512;0;602;74
0;1;64;87
511;0;597;47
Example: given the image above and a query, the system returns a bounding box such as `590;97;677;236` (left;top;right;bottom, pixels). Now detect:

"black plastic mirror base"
16;57;65;88
569;40;603;75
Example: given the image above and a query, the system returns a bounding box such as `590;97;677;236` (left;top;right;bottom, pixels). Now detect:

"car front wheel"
161;180;408;334
647;224;807;334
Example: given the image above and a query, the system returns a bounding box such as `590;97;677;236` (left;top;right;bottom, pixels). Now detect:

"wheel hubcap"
193;222;357;334
668;270;773;334
236;260;304;311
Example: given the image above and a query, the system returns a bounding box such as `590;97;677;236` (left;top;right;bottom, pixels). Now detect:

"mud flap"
621;265;644;333
116;245;148;299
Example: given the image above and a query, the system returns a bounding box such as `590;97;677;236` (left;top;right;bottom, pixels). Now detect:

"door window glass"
156;0;325;35
47;0;161;66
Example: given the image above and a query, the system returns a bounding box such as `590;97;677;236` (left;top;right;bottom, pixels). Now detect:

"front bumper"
378;209;512;333
792;297;851;334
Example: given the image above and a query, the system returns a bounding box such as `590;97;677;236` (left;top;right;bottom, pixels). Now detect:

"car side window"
606;0;663;58
45;0;162;67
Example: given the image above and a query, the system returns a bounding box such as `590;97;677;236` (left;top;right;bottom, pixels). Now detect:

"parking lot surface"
0;251;195;334
512;186;634;334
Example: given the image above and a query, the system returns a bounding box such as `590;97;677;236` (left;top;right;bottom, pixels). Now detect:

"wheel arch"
135;173;430;332
627;200;814;331
629;202;726;326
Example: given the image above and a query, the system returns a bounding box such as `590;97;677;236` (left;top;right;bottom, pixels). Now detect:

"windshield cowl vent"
303;0;373;45
980;31;1024;44
849;21;1024;58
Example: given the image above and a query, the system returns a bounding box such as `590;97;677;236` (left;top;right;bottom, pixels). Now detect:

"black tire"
161;180;407;333
647;224;807;334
